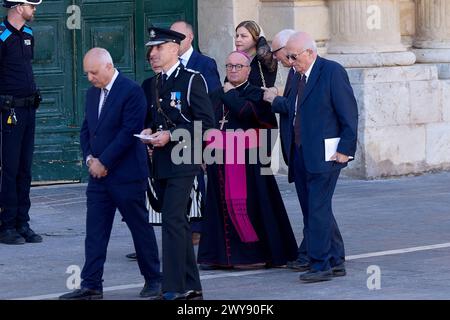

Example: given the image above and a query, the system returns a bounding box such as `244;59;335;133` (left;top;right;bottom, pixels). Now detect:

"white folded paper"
134;134;155;140
324;137;354;161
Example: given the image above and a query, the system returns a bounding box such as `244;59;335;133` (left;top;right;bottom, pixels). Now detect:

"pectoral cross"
219;116;228;130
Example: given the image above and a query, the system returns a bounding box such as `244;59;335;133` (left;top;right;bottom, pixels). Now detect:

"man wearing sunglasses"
264;29;316;272
276;31;358;283
0;0;42;245
263;29;296;164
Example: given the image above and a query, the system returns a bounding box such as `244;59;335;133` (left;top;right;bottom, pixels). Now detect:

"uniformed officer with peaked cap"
2;0;41;7
140;26;214;300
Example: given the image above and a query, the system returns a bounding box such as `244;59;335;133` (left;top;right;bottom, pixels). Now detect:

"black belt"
12;95;36;108
0;94;37;110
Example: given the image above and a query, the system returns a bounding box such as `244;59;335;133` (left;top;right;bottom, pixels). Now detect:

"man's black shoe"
150;291;187;300
17;227;42;243
286;260;310;272
299;269;333;283
126;252;137;260
140;281;161;298
331;263;346;277
199;264;234;271
0;229;26;245
59;288;103;300
185;290;203;300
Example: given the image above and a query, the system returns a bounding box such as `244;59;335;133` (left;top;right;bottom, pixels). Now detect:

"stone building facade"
198;0;450;179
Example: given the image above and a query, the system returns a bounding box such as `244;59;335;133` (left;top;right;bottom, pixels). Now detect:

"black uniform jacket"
142;63;215;179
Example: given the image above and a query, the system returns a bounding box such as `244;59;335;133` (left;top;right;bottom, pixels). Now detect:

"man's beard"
25;14;34;22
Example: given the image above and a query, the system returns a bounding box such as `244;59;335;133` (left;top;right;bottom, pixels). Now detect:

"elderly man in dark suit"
273;32;358;282
263;29;296;164
59;48;161;299
263;29;312;271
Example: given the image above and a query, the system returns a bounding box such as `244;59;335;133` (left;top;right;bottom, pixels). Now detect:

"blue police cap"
3;0;42;8
145;27;186;47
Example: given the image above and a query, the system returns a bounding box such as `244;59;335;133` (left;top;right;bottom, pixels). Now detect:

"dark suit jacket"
80;72;149;184
272;56;358;181
272;68;296;164
186;49;221;92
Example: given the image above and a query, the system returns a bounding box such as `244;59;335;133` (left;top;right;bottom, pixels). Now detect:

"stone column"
413;0;450;78
400;0;415;48
326;0;416;67
259;0;329;49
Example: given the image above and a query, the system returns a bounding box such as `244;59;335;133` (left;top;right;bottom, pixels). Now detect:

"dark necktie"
294;74;306;146
159;73;167;89
284;68;295;97
98;88;108;118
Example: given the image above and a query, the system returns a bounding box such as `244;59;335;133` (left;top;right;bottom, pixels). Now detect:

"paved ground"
1;171;449;300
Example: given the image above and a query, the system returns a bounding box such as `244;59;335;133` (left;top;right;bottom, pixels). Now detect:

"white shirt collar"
104;69;119;92
164;61;181;79
303;58;316;82
179;46;194;67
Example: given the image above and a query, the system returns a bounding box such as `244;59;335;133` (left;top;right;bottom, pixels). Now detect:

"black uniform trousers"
0;106;35;231
81;179;161;291
158;175;202;293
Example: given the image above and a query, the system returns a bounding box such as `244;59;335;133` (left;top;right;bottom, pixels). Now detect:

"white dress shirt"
179;46;194;67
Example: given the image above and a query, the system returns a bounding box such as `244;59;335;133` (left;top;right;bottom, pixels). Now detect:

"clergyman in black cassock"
197;51;298;269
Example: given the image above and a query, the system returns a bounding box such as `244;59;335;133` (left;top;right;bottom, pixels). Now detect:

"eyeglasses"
225;64;249;71
286;49;309;61
271;46;284;54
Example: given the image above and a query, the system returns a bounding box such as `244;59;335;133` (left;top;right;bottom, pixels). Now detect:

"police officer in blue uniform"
0;0;42;245
141;27;214;300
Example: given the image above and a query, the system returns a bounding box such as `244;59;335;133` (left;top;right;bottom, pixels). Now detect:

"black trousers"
158;175;202;293
0;106;35;231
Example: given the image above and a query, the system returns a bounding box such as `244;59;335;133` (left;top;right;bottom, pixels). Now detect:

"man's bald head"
272;29;296;51
272;29;296;68
84;48;114;67
170;21;194;56
285;32;318;74
83;48;115;88
286;32;317;54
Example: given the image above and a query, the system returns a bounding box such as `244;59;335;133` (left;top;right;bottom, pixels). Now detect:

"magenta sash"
206;130;259;243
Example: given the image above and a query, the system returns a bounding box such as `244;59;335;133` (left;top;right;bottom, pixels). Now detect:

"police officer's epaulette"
0;23;12;42
184;68;200;74
23;25;33;36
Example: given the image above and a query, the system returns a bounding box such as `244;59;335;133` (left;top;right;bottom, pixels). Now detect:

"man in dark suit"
273;32;358;282
141;27;214;300
263;29;296;164
170;21;221;245
170;20;221;92
263;29;311;271
59;48;161;299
